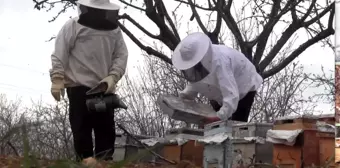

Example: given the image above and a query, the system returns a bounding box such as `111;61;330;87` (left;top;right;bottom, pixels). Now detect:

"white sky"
0;0;338;114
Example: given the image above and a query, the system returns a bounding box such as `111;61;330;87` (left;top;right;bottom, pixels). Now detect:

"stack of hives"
267;114;335;168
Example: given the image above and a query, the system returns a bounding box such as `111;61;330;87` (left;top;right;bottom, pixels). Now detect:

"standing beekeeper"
49;0;128;161
172;32;263;124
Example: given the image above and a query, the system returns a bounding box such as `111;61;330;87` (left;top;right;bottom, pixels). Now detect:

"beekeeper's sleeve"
109;28;128;81
215;61;240;120
50;19;76;77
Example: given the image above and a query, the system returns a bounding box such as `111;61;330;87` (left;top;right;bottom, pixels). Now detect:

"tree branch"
118;0;146;11
212;0;222;36
214;0;246;53
253;0;282;64
173;0;216;10
188;0;208;34
120;13;160;39
302;2;334;27
263;28;334;78
158;1;181;41
144;0;179;50
259;1;334;72
300;0;317;21
259;24;301;71
118;22;172;64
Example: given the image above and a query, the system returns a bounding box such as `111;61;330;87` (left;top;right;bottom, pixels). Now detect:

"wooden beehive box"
232;123;273;167
317;113;335;125
272;129;319;168
317;132;335;168
162;128;204;167
272;116;332;168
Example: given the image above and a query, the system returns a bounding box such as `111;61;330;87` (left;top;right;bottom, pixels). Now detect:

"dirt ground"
0;156;196;168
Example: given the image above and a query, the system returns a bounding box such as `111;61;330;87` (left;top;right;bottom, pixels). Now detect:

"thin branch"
173;0;216;10
120;14;160;39
212;0;222;35
144;0;179;50
300;0;317;21
263;27;334;78
7;141;19;156
118;0;146;11
259;24;301;71
118;22;172;64
214;0;246;53
253;0;282;64
159;1;181;41
302;2;334;27
188;0;208;34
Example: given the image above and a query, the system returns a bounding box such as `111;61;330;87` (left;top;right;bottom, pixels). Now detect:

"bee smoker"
86;92;128;112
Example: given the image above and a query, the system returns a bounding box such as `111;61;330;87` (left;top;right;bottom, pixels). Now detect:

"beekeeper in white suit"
49;0;128;161
172;32;263;124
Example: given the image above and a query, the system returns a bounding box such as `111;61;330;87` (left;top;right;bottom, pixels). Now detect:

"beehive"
202;120;233;168
317;132;335;168
272;115;335;168
232;123;273;167
162;128;204;167
113;133;157;162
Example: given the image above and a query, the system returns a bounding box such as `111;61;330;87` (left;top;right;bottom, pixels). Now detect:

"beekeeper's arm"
101;28;128;94
179;83;198;100
215;61;240;120
50;19;76;101
50;19;76;77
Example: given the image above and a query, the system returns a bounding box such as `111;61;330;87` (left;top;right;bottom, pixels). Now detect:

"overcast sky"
0;0;338;114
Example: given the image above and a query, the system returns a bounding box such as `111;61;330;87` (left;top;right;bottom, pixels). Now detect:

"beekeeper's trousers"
66;86;116;161
210;91;257;122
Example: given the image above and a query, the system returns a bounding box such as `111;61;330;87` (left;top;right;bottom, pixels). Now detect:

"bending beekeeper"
49;0;128;161
172;32;263;124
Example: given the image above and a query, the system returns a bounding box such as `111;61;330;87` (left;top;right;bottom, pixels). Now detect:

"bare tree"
306;66;334;105
250;61;317;123
33;0;335;79
0;94;24;155
116;54;187;137
28;100;74;160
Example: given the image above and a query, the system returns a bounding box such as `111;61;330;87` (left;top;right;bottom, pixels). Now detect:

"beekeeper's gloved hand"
100;75;119;94
51;74;65;101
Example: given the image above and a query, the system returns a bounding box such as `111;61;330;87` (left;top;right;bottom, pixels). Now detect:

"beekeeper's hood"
77;0;121;30
172;32;214;83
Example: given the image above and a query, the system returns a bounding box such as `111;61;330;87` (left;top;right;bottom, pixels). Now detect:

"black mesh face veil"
77;4;119;30
181;62;210;83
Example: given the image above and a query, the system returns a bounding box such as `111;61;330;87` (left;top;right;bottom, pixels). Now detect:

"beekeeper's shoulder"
59;17;78;34
108;27;124;38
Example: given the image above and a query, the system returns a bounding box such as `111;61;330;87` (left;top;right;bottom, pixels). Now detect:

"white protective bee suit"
49;0;128;162
172;32;263;121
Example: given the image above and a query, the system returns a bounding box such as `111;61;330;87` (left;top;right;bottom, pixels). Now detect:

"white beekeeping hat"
172;32;212;70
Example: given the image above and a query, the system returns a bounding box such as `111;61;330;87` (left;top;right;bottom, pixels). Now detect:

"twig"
6;141;19;156
117;123;177;165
